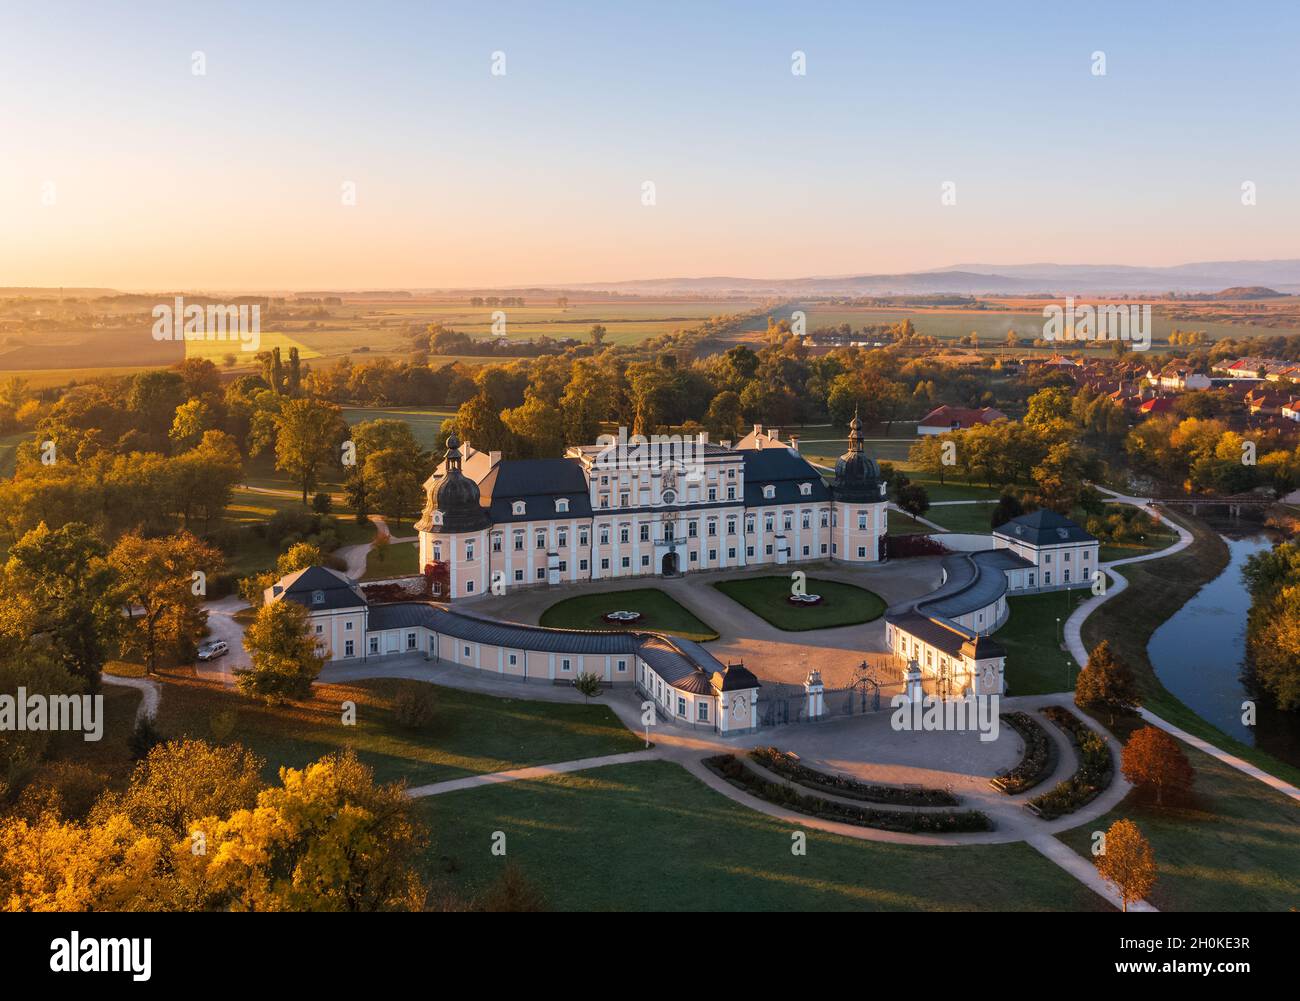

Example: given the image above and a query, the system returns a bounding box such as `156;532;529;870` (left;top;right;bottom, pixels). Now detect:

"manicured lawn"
539;588;718;641
148;673;642;787
417;760;1112;911
904;476;1004;502
924;502;998;535
363;539;419;580
888;509;934;536
712;576;885;631
1080;511;1300;789
1056;737;1300;912
997;590;1089;696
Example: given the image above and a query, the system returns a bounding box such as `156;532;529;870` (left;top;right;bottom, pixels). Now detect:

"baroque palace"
265;417;1099;732
414;417;889;599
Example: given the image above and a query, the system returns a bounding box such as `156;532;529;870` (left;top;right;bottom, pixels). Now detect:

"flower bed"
750;746;957;807
1026;706;1114;820
602;610;643;623
704;755;991;834
990;712;1056;795
785;594;823;606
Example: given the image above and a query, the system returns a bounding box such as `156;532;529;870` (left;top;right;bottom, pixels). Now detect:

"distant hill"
1206;286;1286;300
0;287;118;298
567;260;1300;296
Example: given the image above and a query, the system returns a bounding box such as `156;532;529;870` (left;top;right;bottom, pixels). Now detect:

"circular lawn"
711;576;885;631
539;588;718;642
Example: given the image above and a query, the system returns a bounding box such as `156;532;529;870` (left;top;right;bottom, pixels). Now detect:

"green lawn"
904;476;1005;502
924;501;998;535
363;539;419;580
888;510;935;536
149;675;643;788
1056;737;1300;912
417;760;1112;911
997;590;1089;696
341;405;455;452
539;588;718;641
712;576;885;631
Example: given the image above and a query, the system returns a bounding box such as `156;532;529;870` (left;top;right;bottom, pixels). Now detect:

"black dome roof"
832;413;883;502
417;434;491;533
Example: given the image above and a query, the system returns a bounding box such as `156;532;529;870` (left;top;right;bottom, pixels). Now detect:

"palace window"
698;702;709;722
432;543;442;561
492;534;502;552
640;524;650;542
465;542;474;560
619;527;629;543
579;529;589;546
536;532;546;549
677;697;686;717
556;498;569;513
762;485;775;499
558;531;567;547
512;500;526;516
858;512;867;530
407;633;417;650
799;482;811;496
311;590;325;606
513;533;524;551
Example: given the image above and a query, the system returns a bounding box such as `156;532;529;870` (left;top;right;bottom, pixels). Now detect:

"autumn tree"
110;532;223;673
895;482;931;523
1121;726;1195;806
1094;818;1157;912
0;521;119;688
238;598;325;702
273;397;346;503
1074;640;1143;725
454;392;512;453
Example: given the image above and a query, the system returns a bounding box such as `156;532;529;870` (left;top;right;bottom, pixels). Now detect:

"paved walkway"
101;674;161;722
1062;486;1300;804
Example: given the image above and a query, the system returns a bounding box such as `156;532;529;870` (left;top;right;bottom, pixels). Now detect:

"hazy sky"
3;1;1298;290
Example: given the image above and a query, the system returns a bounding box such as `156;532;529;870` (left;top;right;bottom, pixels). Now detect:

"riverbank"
1080;509;1300;789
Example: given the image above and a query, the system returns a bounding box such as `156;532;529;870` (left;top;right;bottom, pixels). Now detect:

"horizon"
5;0;1300;288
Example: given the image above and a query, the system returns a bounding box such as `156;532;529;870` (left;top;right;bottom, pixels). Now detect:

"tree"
454;392;512;453
502;394;565;458
363;447;424;519
1074;640;1143;725
573;672;602;702
0;521;119;689
588;324;607;347
110;532;223;674
703;391;744;442
168;398;219;450
1094;818;1157;912
238;599;325;702
1121;726;1195;807
990;492;1024;529
477;862;547;912
273;398;346;503
178;751;426;911
895;482;930;522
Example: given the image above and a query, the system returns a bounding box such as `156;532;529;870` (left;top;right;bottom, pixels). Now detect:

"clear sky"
3;0;1298;290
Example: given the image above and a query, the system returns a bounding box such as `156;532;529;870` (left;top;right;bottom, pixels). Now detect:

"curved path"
101;674;161;722
1063;486;1300;804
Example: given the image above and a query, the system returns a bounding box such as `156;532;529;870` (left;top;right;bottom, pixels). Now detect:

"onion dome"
832;410;882;502
416;434;490;533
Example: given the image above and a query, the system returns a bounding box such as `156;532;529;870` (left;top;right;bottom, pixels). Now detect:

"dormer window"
433;511;444;526
799;482;812;496
762;484;775;500
512;500;526;516
556;498;569;513
311;590;325;606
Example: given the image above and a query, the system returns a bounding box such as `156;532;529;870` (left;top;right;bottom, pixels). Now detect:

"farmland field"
342;405;456;451
795;303;1300;347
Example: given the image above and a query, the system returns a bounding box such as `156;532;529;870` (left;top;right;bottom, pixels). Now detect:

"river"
1147;534;1300;765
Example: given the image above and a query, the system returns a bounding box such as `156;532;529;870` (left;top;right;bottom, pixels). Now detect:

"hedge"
750;746;958;806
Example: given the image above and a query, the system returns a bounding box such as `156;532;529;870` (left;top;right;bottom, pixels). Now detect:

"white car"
197;640;229;661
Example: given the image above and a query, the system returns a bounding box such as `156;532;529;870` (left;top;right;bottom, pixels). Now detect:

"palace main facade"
415;420;890;599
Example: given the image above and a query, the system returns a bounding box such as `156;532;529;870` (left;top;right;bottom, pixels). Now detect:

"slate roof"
268;566;367;610
479;458;594;524
993;509;1095;547
739;448;831;507
368;602;639;655
886;611;976;658
915;551;1009;621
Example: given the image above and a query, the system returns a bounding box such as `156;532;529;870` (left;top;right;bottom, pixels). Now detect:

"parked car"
197;640;229;661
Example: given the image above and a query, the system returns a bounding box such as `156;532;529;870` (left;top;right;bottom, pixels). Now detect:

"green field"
145;675;643;788
796;304;1300;347
342;405;456;451
417;759;1111;911
923;501;999;534
712;576;885;631
363;539;419;579
997;590;1089;696
1056;738;1300;912
539;588;718;641
888;510;935;536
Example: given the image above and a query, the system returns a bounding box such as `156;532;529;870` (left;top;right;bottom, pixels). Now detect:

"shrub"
704;755;991;833
1027;706;1113;819
128;715;163;759
394;686;437;729
990;712;1055;794
750;746;957;806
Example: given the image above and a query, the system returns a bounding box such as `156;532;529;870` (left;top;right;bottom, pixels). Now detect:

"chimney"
460;440;471;459
752;423;762;437
770;428;780;442
789;434;799;452
489;450;502;466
